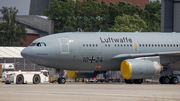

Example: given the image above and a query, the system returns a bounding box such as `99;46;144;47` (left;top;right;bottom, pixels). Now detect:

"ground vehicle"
0;64;15;78
2;70;49;84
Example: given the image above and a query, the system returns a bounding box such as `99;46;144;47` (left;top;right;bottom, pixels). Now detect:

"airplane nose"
21;47;31;59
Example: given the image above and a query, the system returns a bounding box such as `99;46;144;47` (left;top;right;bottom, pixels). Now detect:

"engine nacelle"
67;71;100;78
121;59;163;79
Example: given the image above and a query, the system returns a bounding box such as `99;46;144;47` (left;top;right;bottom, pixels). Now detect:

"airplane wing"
111;51;180;60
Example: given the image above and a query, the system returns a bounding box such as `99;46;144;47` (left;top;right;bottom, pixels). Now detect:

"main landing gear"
56;69;66;84
159;66;179;84
159;76;178;84
124;79;143;84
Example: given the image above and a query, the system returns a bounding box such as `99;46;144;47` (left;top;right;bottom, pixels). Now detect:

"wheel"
58;78;66;84
16;74;24;84
162;76;170;84
124;79;129;84
170;76;179;84
159;76;164;84
5;82;11;84
125;79;134;84
33;74;40;84
134;79;143;84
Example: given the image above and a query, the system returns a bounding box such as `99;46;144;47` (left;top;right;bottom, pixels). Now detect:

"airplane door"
59;38;70;54
133;42;139;53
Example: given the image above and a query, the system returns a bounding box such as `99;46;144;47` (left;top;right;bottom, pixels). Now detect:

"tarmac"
0;82;180;101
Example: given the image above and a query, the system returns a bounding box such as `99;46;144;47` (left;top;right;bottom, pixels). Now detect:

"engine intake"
121;59;163;79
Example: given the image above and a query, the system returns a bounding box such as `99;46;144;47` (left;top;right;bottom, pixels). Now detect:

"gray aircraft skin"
21;32;180;84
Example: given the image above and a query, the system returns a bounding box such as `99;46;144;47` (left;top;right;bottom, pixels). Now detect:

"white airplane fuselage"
21;32;180;71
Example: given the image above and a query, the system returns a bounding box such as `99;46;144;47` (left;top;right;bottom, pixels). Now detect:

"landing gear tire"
16;74;24;84
162;76;170;84
159;76;164;84
58;77;66;84
170;76;179;84
33;74;40;84
134;79;143;84
125;79;134;84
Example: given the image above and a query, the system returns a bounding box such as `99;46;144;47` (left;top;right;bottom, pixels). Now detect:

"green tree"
0;6;27;46
142;0;161;32
109;14;147;32
45;0;76;33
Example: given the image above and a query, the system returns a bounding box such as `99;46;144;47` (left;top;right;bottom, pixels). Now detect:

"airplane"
21;32;180;84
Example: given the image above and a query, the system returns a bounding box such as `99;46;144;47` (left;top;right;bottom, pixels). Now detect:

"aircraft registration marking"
83;56;103;63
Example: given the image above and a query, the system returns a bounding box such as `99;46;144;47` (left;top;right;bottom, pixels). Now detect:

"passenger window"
127;44;129;47
114;44;116;47
105;44;107;47
108;44;110;47
124;44;126;47
139;44;141;47
83;44;85;47
130;44;132;47
118;44;119;47
96;44;98;47
155;44;157;47
93;44;94;47
86;44;88;47
89;44;91;47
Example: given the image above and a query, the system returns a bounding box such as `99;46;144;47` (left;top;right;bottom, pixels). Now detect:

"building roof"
0;47;25;58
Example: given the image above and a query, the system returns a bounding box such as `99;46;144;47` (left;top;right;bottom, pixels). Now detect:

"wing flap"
112;51;180;60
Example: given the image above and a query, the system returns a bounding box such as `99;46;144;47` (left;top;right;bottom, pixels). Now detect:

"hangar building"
161;0;180;32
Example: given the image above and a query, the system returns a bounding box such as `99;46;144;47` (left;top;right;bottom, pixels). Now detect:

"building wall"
161;0;180;32
29;0;54;15
25;34;40;46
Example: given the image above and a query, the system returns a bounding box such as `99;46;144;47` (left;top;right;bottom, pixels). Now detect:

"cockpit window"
37;42;41;47
41;43;46;46
37;42;46;47
30;43;37;46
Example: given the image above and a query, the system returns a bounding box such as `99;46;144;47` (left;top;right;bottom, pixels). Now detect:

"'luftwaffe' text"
100;37;132;43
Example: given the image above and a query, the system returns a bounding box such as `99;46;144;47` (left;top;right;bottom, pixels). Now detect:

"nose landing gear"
56;69;66;84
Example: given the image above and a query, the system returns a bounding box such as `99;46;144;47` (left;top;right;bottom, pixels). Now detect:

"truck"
2;70;49;84
0;63;15;78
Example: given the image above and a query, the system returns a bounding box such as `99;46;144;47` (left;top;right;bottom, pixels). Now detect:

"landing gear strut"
56;69;66;84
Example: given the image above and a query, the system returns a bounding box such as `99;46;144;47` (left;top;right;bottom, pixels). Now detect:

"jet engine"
121;59;163;79
67;71;100;78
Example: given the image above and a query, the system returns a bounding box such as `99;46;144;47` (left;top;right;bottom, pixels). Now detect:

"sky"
0;0;30;17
